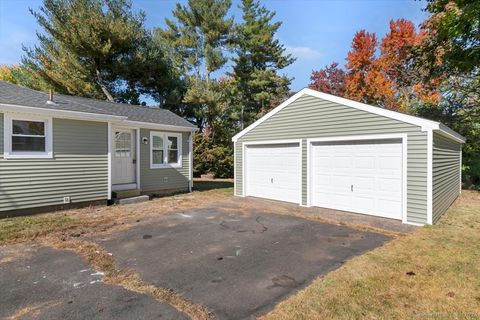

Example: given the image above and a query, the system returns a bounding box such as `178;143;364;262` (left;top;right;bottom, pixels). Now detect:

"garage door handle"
271;178;274;183
351;185;354;192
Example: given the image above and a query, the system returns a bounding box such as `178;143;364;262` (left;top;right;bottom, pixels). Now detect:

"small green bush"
193;134;233;178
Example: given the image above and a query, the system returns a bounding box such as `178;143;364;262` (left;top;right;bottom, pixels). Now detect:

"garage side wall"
0;117;108;213
139;129;190;193
432;132;461;223
235;94;429;224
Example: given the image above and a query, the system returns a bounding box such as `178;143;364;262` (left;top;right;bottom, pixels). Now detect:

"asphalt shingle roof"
0;81;196;128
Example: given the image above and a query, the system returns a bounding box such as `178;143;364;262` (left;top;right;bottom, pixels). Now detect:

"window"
4;114;53;159
150;132;182;168
114;131;132;158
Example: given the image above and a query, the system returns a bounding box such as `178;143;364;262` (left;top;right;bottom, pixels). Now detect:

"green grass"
0;214;79;244
261;190;480;320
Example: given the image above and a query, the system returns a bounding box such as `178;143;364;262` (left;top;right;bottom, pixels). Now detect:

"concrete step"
114;195;150;205
112;189;141;199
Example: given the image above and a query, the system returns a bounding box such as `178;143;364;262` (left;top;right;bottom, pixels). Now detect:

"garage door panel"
245;144;300;204
311;139;403;220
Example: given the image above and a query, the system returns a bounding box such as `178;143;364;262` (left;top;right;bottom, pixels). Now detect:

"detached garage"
233;88;465;225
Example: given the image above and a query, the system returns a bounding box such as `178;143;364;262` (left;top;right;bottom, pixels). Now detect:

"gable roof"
232;88;465;143
0;81;196;130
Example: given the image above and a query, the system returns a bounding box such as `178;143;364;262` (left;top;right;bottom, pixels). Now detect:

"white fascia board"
0;103;198;133
119;120;197;132
232;88;464;143
232;90;307;142
0;103;126;122
436;124;466;144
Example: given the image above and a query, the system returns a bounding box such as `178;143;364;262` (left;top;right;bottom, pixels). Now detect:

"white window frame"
3;113;53;159
150;131;182;169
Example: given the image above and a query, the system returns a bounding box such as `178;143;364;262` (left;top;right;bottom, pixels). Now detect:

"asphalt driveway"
1;197;392;319
93;202;391;319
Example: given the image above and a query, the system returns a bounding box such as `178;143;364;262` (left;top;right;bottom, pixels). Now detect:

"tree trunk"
96;69;115;102
240;104;245;130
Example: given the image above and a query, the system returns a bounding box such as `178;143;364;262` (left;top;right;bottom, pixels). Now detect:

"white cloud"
285;46;322;61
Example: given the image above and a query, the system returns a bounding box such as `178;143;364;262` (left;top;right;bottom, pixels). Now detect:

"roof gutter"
0;103;127;122
0;103;198;132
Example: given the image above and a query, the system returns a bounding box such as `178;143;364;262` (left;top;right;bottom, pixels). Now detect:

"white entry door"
310;139;403;220
245;143;300;204
112;128;136;185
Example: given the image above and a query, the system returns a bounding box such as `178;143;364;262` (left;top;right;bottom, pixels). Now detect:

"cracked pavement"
1;197;392;319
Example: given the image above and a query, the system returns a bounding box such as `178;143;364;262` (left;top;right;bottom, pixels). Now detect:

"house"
232;88;465;225
0;81;196;217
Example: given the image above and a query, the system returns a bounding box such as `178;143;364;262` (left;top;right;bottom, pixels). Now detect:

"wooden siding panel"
139;129;189;192
236;94;428;224
432;132;461;223
0;118;108;212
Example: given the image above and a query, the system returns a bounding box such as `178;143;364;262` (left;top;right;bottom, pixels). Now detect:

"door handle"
271;178;274;183
351;184;353;192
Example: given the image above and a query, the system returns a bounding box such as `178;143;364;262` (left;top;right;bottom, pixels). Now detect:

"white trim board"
232;88;465;144
0;103;197;133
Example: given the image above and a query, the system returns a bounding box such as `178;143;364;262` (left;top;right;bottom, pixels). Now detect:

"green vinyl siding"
235;94;429;224
0;113;3;154
139;129;190;192
432;132;461;223
0;118;108;212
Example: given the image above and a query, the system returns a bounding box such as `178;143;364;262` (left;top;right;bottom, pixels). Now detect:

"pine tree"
157;0;233;136
23;0;169;103
231;0;295;129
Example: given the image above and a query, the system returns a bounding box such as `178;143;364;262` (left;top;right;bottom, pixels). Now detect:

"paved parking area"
0;244;186;320
93;201;391;319
1;196;396;319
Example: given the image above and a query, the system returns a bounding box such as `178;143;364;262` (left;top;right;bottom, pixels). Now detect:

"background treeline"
0;0;478;188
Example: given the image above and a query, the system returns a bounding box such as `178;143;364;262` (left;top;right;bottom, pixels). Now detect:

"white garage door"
310;139;403;220
245;143;300;204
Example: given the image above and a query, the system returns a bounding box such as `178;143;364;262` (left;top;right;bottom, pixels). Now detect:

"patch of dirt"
7;301;61;320
40;236;213;320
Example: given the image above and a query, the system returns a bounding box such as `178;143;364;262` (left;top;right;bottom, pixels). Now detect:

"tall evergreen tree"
231;0;295;129
23;0;172;103
157;0;233;136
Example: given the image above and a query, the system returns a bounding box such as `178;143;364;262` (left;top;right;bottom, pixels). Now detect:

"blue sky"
0;0;428;91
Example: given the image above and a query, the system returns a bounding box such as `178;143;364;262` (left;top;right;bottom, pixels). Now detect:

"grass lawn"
0;178;233;245
261;190;480;320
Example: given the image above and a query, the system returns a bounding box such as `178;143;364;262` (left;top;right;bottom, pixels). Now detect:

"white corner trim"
232;88;466;144
3;113;53;159
305;133;408;224
189;132;193;192
233;141;237;196
427;130;433;225
149;131;182;169
241;139;302;204
107;122;112;200
136;128;141;190
459;147;462;194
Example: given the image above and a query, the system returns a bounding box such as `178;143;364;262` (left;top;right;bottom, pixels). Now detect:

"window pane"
167;136;178;150
153;135;163;150
12;136;46;152
168;150;178;164
13;120;45;136
152;150;164;164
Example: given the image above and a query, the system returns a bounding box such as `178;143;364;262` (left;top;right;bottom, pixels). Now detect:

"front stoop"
114;195;150;205
112;189;141;199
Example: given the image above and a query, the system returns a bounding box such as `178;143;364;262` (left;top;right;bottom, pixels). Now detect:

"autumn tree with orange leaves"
310;19;441;112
